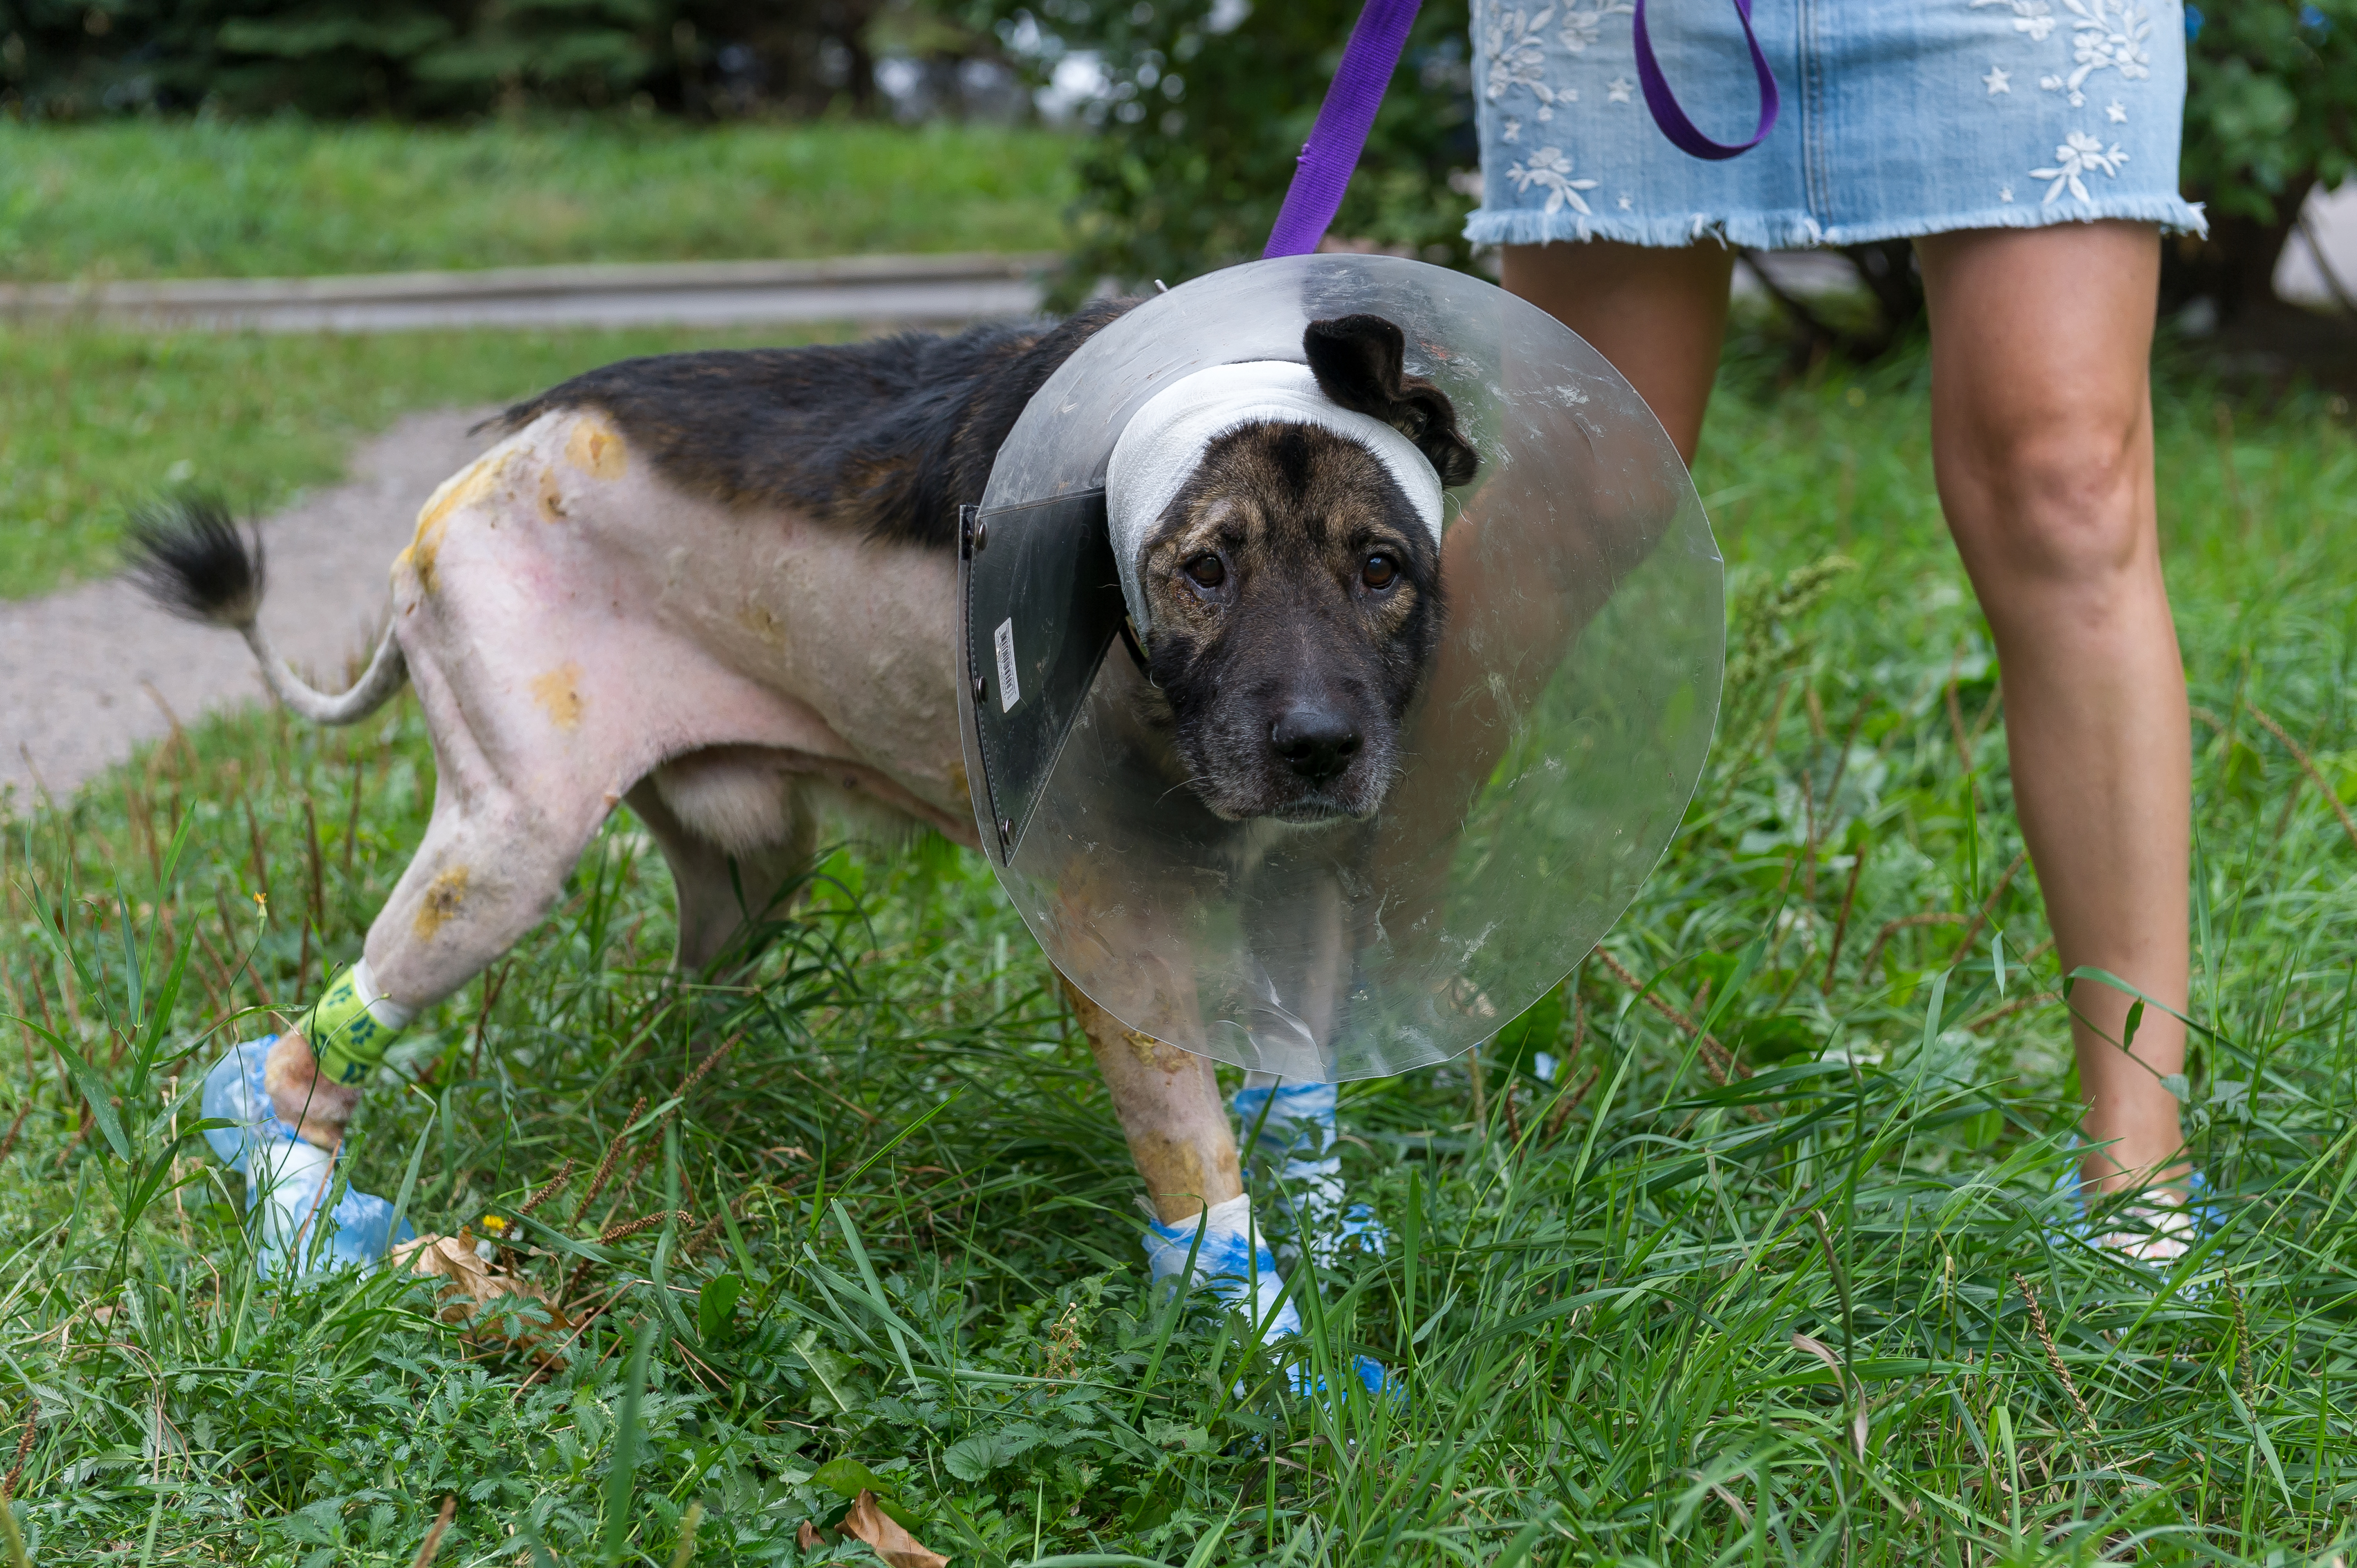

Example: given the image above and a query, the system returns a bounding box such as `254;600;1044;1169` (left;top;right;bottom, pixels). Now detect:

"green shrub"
990;0;1473;302
2170;0;2356;314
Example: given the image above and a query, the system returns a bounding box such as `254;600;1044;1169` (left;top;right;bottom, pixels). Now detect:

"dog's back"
482;300;1134;553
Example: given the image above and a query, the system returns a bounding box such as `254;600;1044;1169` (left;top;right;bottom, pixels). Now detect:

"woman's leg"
1915;221;2191;1196
1501;241;1735;463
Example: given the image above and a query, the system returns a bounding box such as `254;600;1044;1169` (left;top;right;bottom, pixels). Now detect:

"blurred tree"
2169;0;2354;319
983;0;1477;297
0;0;1002;118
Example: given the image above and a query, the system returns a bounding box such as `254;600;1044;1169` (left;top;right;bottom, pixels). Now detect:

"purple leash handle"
1633;0;1780;160
1263;0;1776;256
1263;0;1423;259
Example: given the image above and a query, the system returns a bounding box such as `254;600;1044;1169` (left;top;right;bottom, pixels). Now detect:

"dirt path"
0;409;493;808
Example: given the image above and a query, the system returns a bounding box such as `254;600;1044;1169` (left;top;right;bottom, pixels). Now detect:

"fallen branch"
2236;705;2357;855
1592;950;1746;1082
1857;913;1968;983
1946;850;2030;967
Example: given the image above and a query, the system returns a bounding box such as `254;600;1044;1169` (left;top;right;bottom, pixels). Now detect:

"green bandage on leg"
299;958;414;1086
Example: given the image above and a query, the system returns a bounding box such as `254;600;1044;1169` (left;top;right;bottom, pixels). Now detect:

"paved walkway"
0;252;1052;333
0;254;1052;809
0;411;492;807
2277;180;2357;310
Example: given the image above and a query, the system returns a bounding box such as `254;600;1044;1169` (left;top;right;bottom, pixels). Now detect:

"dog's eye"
1184;554;1227;589
1361;554;1398;590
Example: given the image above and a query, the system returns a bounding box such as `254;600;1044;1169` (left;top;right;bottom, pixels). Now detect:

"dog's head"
1133;314;1479;823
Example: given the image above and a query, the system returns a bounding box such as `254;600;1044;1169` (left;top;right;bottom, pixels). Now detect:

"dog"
135;302;1479;1334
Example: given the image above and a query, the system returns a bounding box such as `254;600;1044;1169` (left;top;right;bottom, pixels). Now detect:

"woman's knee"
1941;400;2153;586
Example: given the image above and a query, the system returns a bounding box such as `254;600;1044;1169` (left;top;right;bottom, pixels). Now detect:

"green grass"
0;319;846;600
2;335;2355;1565
0;118;1076;599
0;119;1074;281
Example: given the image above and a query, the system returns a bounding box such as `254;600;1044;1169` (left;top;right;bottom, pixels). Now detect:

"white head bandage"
1105;360;1445;642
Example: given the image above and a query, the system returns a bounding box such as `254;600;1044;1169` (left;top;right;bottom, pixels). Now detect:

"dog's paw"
1143;1193;1301;1339
204;1036;413;1273
263;1030;361;1148
1286;1354;1398;1404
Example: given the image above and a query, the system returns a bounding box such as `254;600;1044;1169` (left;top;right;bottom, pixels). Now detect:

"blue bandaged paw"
1141;1194;1397;1404
1233;1079;1388;1263
1143;1193;1300;1338
202;1036;412;1276
1282;1353;1397;1404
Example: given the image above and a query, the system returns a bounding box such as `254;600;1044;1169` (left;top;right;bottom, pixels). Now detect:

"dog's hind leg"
204;758;618;1273
623;766;815;973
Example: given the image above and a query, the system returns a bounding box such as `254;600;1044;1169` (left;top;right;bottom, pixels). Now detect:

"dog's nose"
1270;704;1361;782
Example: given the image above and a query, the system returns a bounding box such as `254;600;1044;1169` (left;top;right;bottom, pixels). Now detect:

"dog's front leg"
1061;977;1301;1338
1062;976;1241;1220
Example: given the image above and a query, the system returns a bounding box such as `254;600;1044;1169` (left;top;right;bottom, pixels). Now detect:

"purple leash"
1633;0;1780;160
1263;0;1778;257
1263;0;1425;259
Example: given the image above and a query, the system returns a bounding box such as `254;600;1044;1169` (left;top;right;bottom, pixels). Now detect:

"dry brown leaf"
1789;1332;1845;1380
395;1232;569;1361
841;1490;948;1568
797;1520;824;1551
1789;1333;1866;1458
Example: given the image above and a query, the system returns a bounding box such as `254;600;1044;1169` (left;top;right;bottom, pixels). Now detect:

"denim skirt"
1463;0;2209;250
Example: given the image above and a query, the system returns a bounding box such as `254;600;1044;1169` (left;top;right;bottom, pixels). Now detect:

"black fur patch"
482;298;1137;550
126;494;266;628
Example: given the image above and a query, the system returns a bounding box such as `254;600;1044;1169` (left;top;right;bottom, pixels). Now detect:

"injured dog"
133;304;1477;1377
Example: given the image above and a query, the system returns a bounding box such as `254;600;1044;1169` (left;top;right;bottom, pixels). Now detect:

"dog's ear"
1303;314;1480;488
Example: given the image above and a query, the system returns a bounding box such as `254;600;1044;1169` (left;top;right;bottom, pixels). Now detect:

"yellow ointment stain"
408;450;506;594
530;662;586;731
735;601;786;647
1124;1028;1196;1075
413;866;470;940
537;466;569;523
565;417;627;481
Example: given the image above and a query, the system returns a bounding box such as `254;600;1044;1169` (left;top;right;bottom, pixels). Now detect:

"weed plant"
1;338;2354;1563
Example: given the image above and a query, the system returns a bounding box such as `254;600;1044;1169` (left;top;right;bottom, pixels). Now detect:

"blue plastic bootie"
202;1036;413;1275
1144;1193;1299;1334
1232;1078;1388;1265
2053;1149;2222;1267
1141;1194;1393;1402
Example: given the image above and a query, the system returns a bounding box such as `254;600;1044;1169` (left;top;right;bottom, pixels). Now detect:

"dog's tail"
127;496;408;727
